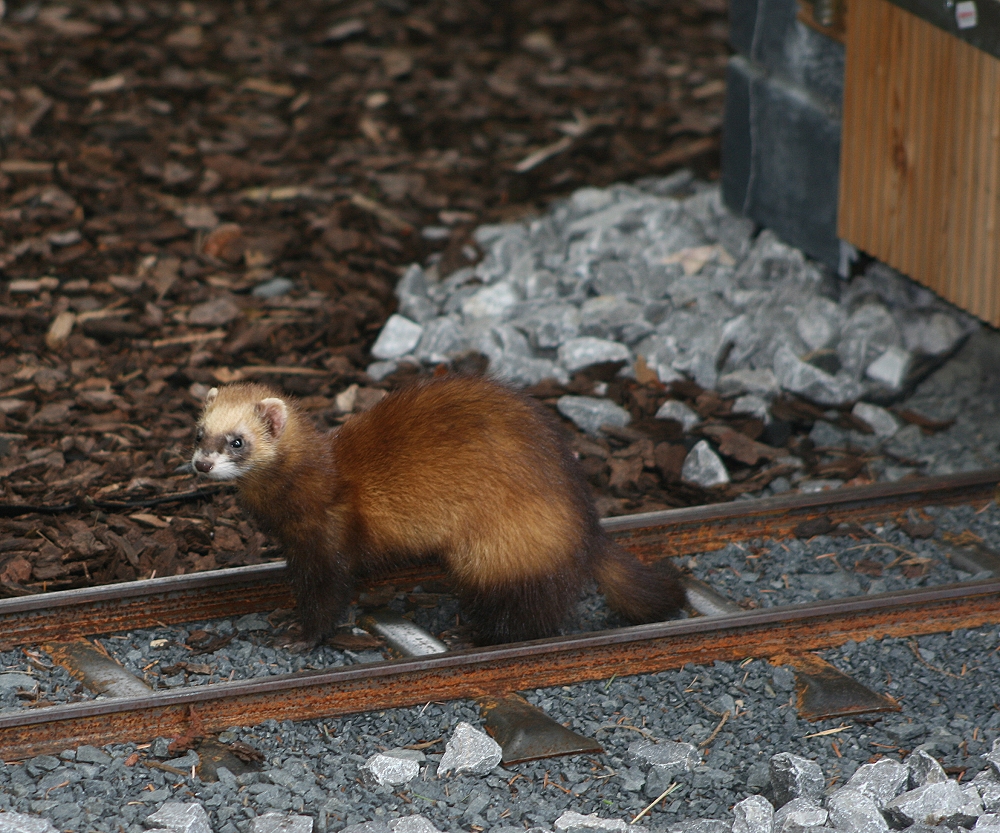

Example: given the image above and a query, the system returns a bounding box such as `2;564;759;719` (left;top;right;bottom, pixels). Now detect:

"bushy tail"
593;539;687;624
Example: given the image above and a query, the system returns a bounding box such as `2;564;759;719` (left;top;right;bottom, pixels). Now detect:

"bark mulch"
0;0;775;596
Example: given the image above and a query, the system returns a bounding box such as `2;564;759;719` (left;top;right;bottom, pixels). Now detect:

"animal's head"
191;383;290;480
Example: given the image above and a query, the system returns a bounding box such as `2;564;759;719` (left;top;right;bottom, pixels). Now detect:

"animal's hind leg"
459;572;582;645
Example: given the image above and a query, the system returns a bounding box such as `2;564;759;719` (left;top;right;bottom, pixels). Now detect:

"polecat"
191;375;686;645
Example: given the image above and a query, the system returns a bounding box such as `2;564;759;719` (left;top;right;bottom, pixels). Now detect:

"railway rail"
2;468;1000;763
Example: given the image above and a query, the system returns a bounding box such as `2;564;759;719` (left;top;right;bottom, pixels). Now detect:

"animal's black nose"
194;459;213;473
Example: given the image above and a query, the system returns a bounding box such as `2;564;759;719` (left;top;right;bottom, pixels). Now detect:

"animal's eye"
195;428;204;442
230;437;243;449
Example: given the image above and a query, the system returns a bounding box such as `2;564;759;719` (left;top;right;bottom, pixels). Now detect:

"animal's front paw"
280;637;320;654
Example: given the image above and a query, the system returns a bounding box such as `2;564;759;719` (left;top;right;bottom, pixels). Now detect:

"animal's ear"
205;387;219;406
258;397;289;438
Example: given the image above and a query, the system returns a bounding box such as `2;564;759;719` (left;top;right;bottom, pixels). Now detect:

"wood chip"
239;78;298;98
129;513;170;529
514;136;574;173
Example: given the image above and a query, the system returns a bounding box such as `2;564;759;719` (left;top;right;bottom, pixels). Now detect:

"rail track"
2;468;1000;763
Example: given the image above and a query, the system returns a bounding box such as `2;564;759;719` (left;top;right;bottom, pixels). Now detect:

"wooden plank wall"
838;0;1000;326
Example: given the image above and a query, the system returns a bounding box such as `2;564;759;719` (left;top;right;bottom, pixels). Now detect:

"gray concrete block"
721;55;842;269
731;0;844;107
721;57;755;215
729;0;758;56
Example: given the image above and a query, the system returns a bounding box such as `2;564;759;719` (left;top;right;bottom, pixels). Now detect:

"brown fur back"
332;375;592;583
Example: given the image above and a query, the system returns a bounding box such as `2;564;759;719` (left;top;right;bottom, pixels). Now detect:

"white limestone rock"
360;750;421;787
838;303;902;379
732;394;771;423
732;795;775;833
903;310;970;356
557;396;632;436
625;739;700;774
865;346;912;390
907;750;948;789
851;402;900;438
460;281;521;321
251;814;314;833
553;811;632;833
773;798;827;833
0;813;59;833
681;440;729;487
774;344;862;406
579;295;649;342
387;816;443;833
437;722;502;776
826;787;889;832
558;337;632;373
984;737;1000;778
512;303;581;349
395;264;439;324
885;780;968;827
412;315;465;364
655;399;701;431
796;296;844;351
144;802;212;833
844;757;910;808
370;314;424;360
770;752;825;806
973;769;1000;813
491;354;569;387
717;368;780;398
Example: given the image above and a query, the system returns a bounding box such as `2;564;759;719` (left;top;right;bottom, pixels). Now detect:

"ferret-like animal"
191;375;685;645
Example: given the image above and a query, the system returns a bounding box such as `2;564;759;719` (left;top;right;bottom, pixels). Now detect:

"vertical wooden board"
950;45;976;312
929;22;957;305
983;84;1000;322
899;19;922;270
921;17;960;300
949;45;1000;321
840;5;872;250
968;57;988;316
839;0;1000;327
895;11;920;271
973;60;1000;323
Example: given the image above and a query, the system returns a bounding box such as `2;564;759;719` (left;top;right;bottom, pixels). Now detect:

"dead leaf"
700;424;781;466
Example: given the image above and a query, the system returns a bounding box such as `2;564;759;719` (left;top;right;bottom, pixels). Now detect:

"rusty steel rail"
0;467;999;759
604;466;1000;559
2;576;1000;759
0;562;293;652
1;467;998;650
